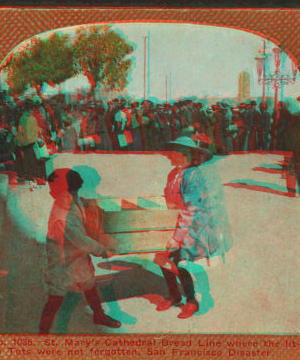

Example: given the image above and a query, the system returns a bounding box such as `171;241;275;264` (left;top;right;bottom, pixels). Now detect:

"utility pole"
147;30;150;98
166;75;168;101
262;40;266;103
169;71;171;101
144;35;147;100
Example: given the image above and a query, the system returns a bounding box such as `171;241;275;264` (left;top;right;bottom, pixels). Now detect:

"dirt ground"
1;151;300;334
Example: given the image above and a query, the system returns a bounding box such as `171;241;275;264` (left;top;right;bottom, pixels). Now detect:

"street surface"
2;151;300;334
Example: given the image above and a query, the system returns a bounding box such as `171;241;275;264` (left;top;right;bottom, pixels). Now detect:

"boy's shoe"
177;300;199;319
156;297;183;311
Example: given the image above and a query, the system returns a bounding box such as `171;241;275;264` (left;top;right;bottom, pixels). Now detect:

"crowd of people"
0;90;298;332
0;91;299;182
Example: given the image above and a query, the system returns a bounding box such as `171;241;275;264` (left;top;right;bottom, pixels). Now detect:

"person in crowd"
15;96;45;181
51;97;64;135
227;107;240;152
162;103;173;146
139;100;154;151
121;99;134;149
211;103;227;154
152;104;165;150
235;103;246;151
0;98;18;166
169;103;182;141
244;100;260;151
155;103;168;149
39;169;121;334
193;102;203;132
251;101;262;151
221;102;234;153
104;100;119;150
78;103;97;151
60;109;78;152
203;106;216;154
274;101;293;151
32;98;52;146
181;100;194;128
0;126;16;169
1;98;15;127
259;102;271;151
198;104;210;136
44;99;56;135
110;98;121;149
94;100;112;151
270;101;280;151
129;102;143;151
113;98;132;150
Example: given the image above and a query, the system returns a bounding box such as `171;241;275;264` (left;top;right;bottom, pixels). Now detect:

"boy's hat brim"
168;136;212;156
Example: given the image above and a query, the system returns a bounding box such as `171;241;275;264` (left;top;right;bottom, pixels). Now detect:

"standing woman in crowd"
129;102;143;151
259;102;271;151
78;103;97;151
94;100;112;151
104;100;118;150
15;96;44;181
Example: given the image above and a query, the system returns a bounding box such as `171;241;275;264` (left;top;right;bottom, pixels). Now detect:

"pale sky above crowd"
3;22;300;102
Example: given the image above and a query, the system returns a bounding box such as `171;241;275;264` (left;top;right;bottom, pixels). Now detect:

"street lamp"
255;41;298;108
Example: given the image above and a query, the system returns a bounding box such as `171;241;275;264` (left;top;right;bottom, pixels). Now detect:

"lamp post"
165;75;168;101
255;41;298;108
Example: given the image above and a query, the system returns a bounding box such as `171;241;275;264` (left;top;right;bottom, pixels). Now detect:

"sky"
111;23;300;101
2;22;300;102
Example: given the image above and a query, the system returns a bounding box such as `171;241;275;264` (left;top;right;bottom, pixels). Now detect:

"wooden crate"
95;195;180;253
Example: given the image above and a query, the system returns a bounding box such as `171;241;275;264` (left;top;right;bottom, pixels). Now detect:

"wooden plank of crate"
103;209;180;233
111;229;174;254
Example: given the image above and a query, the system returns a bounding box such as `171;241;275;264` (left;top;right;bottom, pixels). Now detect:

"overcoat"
45;193;108;296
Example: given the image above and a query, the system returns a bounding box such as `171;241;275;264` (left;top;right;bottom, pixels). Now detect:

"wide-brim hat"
131;102;139;108
223;99;236;108
216;101;226;109
168;136;212;156
250;100;257;106
119;98;126;105
25;95;42;106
